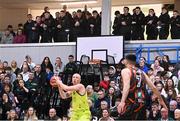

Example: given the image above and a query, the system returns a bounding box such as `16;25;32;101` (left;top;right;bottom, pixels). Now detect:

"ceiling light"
61;0;97;5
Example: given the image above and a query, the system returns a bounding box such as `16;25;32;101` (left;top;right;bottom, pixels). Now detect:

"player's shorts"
70;111;91;121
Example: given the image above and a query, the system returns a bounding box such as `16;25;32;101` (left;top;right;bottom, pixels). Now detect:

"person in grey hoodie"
1;29;14;44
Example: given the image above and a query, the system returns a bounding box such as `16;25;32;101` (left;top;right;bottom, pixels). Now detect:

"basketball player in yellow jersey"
54;73;91;121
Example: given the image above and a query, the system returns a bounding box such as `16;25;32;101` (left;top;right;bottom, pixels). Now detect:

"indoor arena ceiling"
0;0;174;9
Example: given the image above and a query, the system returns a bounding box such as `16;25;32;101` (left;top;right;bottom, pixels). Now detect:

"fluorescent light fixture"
61;0;97;5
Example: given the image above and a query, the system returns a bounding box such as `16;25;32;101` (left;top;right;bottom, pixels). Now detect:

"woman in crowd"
2;83;16;108
41;56;53;72
54;57;65;74
167;89;177;103
24;107;38;121
7;109;19;121
1;93;12;120
164;78;179;96
20;61;31;72
151;59;164;76
13;29;26;43
99;109;114;121
161;55;171;71
107;87;117;108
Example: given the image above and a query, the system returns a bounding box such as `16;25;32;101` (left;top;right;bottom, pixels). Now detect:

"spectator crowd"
0;53;180;120
0;6;180;44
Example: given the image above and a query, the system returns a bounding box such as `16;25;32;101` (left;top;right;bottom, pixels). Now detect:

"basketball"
50;76;59;88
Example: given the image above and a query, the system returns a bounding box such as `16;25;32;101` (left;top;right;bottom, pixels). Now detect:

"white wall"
0;43;76;67
0;8;28;31
0;40;180;67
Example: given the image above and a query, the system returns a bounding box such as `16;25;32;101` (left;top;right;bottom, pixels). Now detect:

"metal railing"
134;45;180;64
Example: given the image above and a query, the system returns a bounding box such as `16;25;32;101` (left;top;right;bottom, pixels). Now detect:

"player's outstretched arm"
143;72;168;110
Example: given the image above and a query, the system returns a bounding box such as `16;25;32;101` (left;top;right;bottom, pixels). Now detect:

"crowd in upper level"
0;6;179;44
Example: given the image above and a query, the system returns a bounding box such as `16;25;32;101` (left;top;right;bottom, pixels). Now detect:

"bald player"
54;73;91;121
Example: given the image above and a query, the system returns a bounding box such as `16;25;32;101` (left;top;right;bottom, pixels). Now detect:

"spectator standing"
72;10;85;41
31;16;42;43
112;11;121;35
170;10;180;39
7;25;16;37
24;14;35;43
158;7;170;39
41;12;55;43
145;9;159;40
131;7;145;40
55;10;71;42
13;29;26;43
120;7;132;40
53;12;60;42
41;6;53;19
91;10;101;36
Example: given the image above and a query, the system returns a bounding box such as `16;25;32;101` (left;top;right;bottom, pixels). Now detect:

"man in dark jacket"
158;7;170;39
145;9;159;40
112;11;121;35
131;7;145;40
71;10;86;41
30;16;42;43
63;55;78;84
33;64;47;118
120;7;132;40
92;10;101;36
24;14;36;43
170;10;180;39
47;108;60;120
41;12;55;43
55;10;71;42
